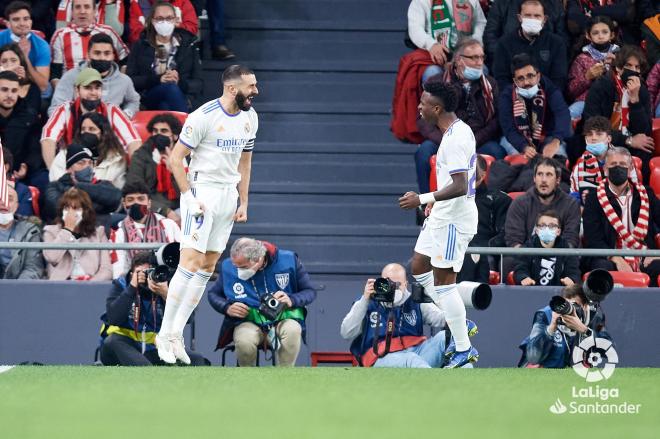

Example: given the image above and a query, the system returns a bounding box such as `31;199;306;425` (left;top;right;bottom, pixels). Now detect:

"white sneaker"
170;334;191;365
155;334;176;364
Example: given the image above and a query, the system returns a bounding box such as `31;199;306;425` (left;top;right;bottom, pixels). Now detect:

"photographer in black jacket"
100;251;206;366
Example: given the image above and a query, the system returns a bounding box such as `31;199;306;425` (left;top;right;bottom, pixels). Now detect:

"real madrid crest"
244;122;250;134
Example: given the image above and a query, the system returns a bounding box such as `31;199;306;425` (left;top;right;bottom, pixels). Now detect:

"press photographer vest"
222;250;304;324
350;297;426;367
519;306;569;368
106;289;165;348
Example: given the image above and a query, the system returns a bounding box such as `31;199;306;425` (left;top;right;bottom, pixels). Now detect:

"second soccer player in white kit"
399;81;479;368
155;65;259;364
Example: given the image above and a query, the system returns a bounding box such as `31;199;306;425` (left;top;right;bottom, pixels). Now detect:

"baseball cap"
75;68;103;87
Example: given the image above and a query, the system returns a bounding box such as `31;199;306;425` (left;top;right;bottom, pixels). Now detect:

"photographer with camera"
100;251;206;366
341;263;476;368
207;237;317;367
519;271;613;368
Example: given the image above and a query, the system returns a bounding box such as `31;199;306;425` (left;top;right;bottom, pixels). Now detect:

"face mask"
591;42;611;52
537;227;557;244
74;166;93;183
79;132;100;157
0;212;13;225
89;59;112;74
620;68;640;84
521;18;543;35
463;65;483;81
151;134;171;152
586;142;608;157
81;98;101;111
62;209;83;226
608;165;629;185
237;267;257;281
153;21;175;37
128;203;149;222
394;288;405;303
516;84;539;99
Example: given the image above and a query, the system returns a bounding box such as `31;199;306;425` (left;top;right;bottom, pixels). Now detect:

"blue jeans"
478;140;506;159
415;140;438;193
500;136;567;157
569;101;585;120
143;83;189;112
373;331;448;368
655;101;660;118
207;0;226;46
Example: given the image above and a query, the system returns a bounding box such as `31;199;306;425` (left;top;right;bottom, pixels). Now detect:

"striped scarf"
596;180;649;270
612;74;630;136
512;87;546;148
121;213;166;260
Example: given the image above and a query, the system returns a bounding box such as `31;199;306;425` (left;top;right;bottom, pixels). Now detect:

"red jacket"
390;49;433;144
128;0;199;44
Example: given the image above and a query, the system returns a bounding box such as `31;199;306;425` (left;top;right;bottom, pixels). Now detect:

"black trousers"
100;334;207;366
587;257;660;288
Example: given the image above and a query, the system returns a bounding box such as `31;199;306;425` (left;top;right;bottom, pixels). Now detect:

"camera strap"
372;308;396;358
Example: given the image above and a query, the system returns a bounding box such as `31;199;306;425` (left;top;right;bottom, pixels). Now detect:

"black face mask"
608;166;629;186
79;132;100;157
89;59;112;74
151;134;171;152
591;42;611;52
128;203;149;222
81;98;101;111
620;68;640;84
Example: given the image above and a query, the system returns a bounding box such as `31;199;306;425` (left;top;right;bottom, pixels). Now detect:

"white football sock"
159;266;195;335
413;271;435;297
171;270;213;336
434;284;471;351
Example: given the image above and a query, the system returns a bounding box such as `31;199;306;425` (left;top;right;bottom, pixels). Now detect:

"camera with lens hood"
372;277;398;303
259;293;285;320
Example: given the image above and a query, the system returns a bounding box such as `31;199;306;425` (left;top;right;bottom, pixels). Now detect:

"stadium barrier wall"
1;279;659;367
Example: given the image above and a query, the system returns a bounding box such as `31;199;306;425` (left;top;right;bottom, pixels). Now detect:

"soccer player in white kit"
399;81;479;368
155;65;259;364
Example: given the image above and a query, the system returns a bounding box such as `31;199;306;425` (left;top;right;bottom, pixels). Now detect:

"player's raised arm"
234;150;252;222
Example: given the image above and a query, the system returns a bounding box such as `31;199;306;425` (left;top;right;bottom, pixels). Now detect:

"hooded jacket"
0;217;44;279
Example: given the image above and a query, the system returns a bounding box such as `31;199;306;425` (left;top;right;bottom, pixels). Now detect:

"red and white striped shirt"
50;23;129;72
42;99;140;151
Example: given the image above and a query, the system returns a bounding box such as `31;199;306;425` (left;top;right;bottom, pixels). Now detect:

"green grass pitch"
1;366;658;439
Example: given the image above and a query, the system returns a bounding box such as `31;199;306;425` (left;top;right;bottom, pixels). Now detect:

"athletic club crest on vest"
403;310;418;326
275;273;290;290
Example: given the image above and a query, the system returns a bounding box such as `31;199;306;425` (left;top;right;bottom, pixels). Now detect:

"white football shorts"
180;184;238;253
414;221;474;271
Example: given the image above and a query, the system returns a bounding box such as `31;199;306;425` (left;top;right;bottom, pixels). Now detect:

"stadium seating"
310;351;357;367
489;270;501;285
651;168;660;197
508;191;526;200
653;118;660;156
651;157;660;173
507;271;516;285
583;271;651;288
28;186;40;218
481;154;495;183
131;111;189;142
504;154;528;166
632;156;643;182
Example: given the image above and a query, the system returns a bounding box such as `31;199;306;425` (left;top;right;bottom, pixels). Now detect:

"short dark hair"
536;209;561;228
582;116;611;136
122;181;151;198
475;154;487;180
130;251;154;271
222;65;254;85
562;283;588;304
586;15;615;34
0;70;20;84
614;45;648;74
518;0;544;14
422;81;459;112
147;113;183;136
88;32;114;51
4;1;30;19
510;53;538;76
533;157;561;178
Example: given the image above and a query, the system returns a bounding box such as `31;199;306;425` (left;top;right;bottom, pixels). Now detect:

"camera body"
143;265;170;284
259;293;285;321
137;243;180;292
372;277;398;303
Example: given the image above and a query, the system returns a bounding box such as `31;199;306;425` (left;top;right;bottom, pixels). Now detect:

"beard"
0;101;15;111
235;91;252;111
534;187;556;200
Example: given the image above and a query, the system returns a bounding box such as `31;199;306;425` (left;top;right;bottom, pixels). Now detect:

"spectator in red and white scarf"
583;147;660;286
110;181;180;280
581;45;654;182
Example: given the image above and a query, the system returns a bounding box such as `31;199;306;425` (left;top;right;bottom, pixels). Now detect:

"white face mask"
153;21;175;37
62;209;83;226
521;18;543;35
237;267;256;281
0;212;14;225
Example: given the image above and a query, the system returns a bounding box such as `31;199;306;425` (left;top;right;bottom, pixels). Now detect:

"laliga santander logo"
571;336;618;382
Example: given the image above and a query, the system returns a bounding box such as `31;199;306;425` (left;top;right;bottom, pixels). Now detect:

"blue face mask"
586;142;608;157
516;84;539;99
537;227;557;244
74;166;93;183
463;65;483;81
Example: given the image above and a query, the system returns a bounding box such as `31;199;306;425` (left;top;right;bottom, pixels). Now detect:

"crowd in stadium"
392;0;660;287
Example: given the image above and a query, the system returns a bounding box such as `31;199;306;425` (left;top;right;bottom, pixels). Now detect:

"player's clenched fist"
399;191;421;210
234;204;248;222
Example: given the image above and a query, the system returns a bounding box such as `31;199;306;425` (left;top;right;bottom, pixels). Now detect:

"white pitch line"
0;365;16;374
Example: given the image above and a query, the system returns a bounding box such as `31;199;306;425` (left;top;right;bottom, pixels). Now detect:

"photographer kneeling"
100;251;206;366
519;271;613;368
341;263;476;368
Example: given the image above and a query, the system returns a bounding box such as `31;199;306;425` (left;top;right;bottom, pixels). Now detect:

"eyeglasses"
514;72;538;83
536;224;560;230
460;54;485;62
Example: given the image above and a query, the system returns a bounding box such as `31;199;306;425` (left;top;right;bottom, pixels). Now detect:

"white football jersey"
428;118;478;234
179;99;258;185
